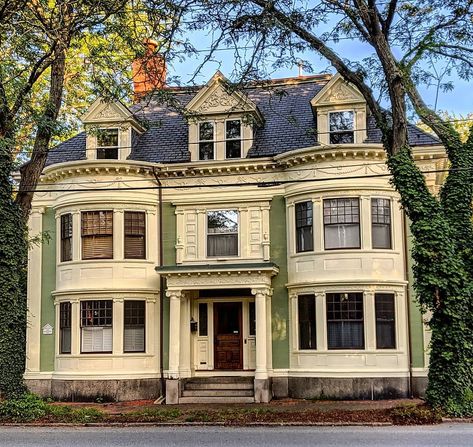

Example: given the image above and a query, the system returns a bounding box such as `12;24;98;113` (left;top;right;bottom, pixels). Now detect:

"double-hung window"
124;211;146;259
60;213;73;262
81;211;113;259
199;122;215;160
96;128;119;160
207;210;239;257
329;111;354;144
371;198;392;249
298;295;316;350
225;120;242;158
124;301;145;352
323;198;360;249
295;201;313;252
59;302;72;354
375;293;396;349
80;300;113;353
326;293;364;349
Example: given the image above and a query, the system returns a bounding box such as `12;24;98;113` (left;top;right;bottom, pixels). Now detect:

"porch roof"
156;262;279;276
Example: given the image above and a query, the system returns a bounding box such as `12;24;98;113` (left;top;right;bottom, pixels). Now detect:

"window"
124;301;145;352
326;293;364;349
96;128;119;159
298;295;316;350
295;201;313;252
207;210;238;257
372;198;392;249
60;213;73;262
198;303;208;336
80;300;113;353
124;211;146;259
225;120;242;158
329;111;354;144
249;301;256;336
375;293;396;349
81;211;113;260
59;302;71;354
323;198;360;249
199;121;215;160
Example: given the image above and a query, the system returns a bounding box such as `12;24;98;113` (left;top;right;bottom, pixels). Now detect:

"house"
24;50;445;403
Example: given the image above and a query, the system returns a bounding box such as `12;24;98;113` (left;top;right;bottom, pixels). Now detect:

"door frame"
213;301;243;370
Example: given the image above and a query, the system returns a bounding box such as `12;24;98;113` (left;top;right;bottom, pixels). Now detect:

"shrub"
0;393;47;422
391;404;443;425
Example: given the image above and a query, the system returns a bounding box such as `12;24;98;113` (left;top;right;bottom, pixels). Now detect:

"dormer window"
199;122;215;160
329;111;354;144
96;128;119;159
225;120;242;159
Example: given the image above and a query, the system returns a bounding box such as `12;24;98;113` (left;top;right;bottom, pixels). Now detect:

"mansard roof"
45;73;441;167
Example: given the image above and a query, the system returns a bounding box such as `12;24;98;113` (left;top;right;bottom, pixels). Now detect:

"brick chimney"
132;39;166;102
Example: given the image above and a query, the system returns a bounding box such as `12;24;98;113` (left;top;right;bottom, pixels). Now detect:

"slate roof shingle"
45;77;442;167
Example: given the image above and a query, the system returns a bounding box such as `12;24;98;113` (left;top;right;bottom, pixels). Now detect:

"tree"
163;0;473;415
0;0;176;397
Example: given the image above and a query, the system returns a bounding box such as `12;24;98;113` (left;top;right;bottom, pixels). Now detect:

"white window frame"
328;110;355;145
96;127;120;160
224;118;242;159
198;121;216;161
205;209;240;258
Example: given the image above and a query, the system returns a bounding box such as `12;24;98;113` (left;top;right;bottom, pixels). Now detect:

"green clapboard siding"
40;208;56;371
270;196;289;369
405;221;425;368
161;202;176;370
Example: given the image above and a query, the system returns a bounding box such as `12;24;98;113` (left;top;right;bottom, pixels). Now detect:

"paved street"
0;425;471;447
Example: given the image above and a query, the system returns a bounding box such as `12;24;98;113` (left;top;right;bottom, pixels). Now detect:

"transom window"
81;211;113;259
329;111;354;144
372;198;392;249
326;292;364;349
225;120;242;158
80;300;113;353
199;121;215;160
207;210;239;257
295;201;313;252
60;213;73;262
323;198;360;249
96;128;119;159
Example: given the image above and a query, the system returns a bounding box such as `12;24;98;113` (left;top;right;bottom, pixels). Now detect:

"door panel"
214;302;242;370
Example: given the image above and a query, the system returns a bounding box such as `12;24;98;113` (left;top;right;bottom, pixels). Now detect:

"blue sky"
168;31;471;116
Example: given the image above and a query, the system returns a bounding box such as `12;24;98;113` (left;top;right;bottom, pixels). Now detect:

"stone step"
181;389;254;398
178;396;255;404
185;382;254;391
185;376;254;384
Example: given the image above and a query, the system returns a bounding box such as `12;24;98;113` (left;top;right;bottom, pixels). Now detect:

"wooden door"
214;302;243;370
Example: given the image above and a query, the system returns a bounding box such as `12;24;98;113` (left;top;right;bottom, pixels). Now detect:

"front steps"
178;376;255;404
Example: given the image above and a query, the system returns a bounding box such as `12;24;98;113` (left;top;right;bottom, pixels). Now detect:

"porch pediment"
156;262;279;291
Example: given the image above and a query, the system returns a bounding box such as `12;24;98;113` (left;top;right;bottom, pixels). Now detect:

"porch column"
252;287;272;403
167;290;182;379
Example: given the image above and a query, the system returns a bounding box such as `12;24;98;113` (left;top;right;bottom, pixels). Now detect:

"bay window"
323;198;360;249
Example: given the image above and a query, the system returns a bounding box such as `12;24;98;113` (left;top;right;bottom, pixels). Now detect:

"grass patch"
45;405;104;423
391;404;443;425
124;407;181;422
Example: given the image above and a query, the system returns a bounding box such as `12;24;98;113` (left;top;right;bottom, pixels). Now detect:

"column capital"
113;297;124;303
166;289;182;299
31;207;46;216
251;287;272;298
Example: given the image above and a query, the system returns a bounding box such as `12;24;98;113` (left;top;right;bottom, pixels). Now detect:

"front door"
214;302;243;370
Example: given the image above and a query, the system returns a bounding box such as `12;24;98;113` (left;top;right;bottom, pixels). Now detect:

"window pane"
199;142;214;160
207;211;238;234
375;293;396;349
80;300;113;353
226;120;241;139
124;301;145;352
295;201;313;252
372;224;391;249
298;295;316;350
326;293;364;349
325;224;360;249
329;111;354;144
199;303;208;336
199;122;214;141
124;212;146;259
207;234;238;256
61;214;72;262
330;131;354;144
97;148;118;159
97;129;119;147
226;139;241;158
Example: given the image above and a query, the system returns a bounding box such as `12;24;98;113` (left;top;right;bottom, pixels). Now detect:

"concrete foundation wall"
287;377;410;400
412;377;427;398
26;378;162;402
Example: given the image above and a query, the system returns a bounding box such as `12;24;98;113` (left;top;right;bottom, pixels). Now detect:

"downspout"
152;168;166;398
403;209;414;398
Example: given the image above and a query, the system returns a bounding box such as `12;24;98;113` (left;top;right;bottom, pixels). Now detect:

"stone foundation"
287;377;410;400
26;378;162;402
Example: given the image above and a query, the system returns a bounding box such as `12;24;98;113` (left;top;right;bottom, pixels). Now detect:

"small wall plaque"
42;324;53;335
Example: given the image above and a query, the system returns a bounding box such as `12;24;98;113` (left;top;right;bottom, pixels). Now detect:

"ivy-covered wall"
40;208;56;372
270;195;289;369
